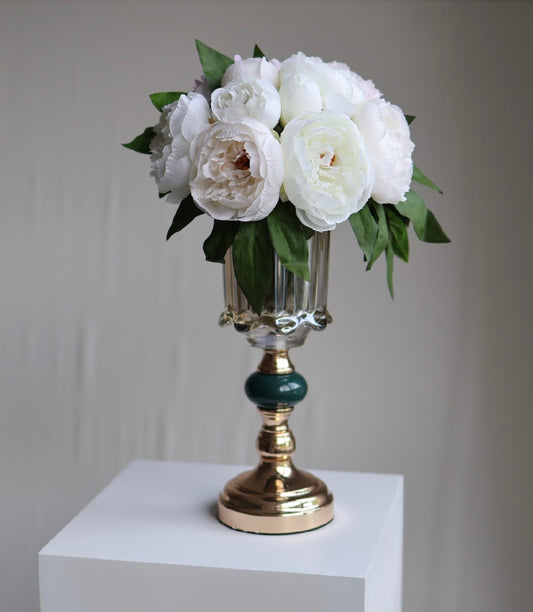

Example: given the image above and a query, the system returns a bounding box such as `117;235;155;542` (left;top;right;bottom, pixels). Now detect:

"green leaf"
366;201;388;270
203;220;239;263
395;190;450;243
349;204;379;262
166;195;203;240
405;114;416;125
267;203;310;281
253;44;266;59
386;240;395;298
232;221;273;314
195;39;233;90
121;127;155;154
386;207;409;262
149;92;186;112
423;208;451;243
412;164;443;194
395;191;426;238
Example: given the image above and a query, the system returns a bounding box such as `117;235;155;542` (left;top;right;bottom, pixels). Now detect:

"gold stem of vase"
218;349;334;534
257;349;294;375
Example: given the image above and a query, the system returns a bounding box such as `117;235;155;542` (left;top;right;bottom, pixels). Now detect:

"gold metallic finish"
257;349;294;375
218;369;334;534
218;495;334;534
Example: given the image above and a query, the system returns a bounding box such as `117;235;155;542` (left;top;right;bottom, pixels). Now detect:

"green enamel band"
244;371;308;408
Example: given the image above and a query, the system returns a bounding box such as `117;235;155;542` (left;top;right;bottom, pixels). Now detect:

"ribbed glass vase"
219;231;332;350
217;231;335;534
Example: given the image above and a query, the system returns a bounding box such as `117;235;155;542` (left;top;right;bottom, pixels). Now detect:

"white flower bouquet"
124;41;449;313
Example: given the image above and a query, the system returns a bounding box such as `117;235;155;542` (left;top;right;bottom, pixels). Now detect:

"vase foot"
217;464;334;534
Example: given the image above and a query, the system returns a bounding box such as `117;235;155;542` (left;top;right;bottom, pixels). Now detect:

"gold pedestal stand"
218;350;334;534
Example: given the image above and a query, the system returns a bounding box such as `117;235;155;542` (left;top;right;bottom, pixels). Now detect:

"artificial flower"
190;117;284;221
354;99;414;204
124;40;447;306
279;52;367;123
150;93;211;203
211;79;281;129
221;57;280;88
281;111;373;231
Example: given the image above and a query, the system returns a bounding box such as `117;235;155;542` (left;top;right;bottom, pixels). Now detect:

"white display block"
39;461;403;612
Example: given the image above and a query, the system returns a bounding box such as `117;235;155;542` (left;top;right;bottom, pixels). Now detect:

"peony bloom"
353;99;414;204
221;57;280;88
328;61;382;102
281;111;373;231
279;73;322;126
150;93;211;204
279;52;368;124
211;79;281;129
189;117;284;222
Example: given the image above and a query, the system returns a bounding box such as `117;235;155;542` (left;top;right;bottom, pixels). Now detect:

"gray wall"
1;1;532;611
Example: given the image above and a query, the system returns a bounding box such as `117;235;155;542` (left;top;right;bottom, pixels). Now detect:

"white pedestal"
39;461;403;612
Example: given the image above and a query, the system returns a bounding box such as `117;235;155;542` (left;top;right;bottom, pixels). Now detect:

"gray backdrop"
1;1;532;611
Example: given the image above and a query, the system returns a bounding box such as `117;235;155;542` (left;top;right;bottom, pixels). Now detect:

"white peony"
279;73;322;126
221;57;280;88
211;79;281;129
353;99;414;204
280;111;373;231
189;117;284;222
150;93;211;204
328;61;382;102
279;52;367;124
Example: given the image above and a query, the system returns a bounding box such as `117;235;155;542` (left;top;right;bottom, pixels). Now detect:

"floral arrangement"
124;41;449;313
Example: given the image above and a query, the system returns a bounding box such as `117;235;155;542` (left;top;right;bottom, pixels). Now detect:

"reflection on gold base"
218;464;334;534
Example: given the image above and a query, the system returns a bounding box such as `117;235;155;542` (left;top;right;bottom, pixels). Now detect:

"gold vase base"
217;464;334;535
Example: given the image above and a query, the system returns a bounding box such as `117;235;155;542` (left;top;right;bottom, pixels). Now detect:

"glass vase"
217;232;334;534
